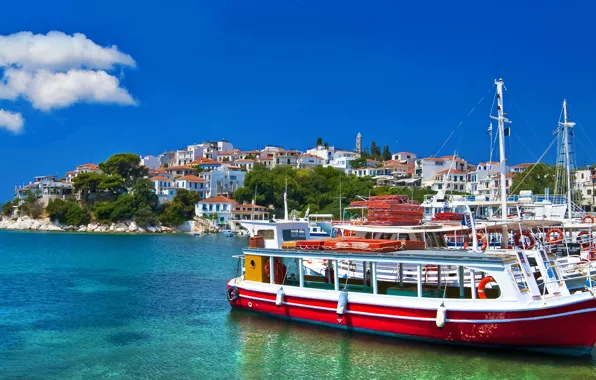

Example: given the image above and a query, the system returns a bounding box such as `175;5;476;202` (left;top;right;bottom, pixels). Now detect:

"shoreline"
0;216;219;235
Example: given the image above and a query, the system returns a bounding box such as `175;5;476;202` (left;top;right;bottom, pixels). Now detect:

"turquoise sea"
1;230;596;379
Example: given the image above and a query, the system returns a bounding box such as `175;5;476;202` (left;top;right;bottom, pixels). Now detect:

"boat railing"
540;259;595;300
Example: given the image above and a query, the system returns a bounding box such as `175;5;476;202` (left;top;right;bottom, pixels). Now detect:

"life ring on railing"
463;233;488;250
545;228;564;244
264;260;287;284
577;231;591;249
514;231;535;249
226;286;239;302
478;276;497;299
582;215;595;224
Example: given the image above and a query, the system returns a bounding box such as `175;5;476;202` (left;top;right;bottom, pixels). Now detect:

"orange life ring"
582;215;595;224
514;231;535;249
577;231;591;249
478;276;497;299
545;228;564;244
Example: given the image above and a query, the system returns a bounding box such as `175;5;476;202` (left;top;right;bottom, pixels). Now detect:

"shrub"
46;199;90;225
133;206;159;228
110;194;135;221
93;202;115;223
159;202;186;227
2;201;14;216
22;202;44;218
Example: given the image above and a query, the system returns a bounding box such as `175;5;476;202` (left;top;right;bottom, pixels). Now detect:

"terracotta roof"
435;169;467;175
176;175;206;182
77;163;99;169
198;195;239;204
151;167;168;173
151;176;171;181
66;171;77;175
190;158;221;166
260;157;273;161
512;163;533;168
236;159;255;163
166;165;197;171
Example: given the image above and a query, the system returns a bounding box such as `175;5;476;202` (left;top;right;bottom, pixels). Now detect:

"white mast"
490;79;511;218
559;99;575;220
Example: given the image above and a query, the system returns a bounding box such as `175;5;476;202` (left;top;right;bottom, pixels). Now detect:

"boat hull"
228;285;596;356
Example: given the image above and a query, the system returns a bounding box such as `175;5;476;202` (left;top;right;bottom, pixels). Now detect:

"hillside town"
6;131;594;231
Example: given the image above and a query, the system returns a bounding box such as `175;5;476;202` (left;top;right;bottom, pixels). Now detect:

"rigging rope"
431;84;495;158
509;134;558;196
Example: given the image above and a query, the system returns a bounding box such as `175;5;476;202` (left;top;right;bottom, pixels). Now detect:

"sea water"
1;230;595;379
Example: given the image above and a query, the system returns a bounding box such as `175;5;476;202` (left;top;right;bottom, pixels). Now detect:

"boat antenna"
490;78;511;219
559;99;575;220
284;177;289;221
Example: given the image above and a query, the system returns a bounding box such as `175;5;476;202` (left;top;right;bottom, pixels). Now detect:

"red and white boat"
228;219;596;357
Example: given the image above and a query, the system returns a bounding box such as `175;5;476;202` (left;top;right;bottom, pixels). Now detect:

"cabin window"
397;233;410;241
282;229;307;241
510;264;529;293
256;230;275;240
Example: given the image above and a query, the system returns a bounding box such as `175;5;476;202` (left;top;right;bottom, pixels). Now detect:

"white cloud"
0;31;138;114
0;68;137;110
0;109;24;133
0;31;135;71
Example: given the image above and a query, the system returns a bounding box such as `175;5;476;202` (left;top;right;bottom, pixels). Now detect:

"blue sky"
1;0;595;200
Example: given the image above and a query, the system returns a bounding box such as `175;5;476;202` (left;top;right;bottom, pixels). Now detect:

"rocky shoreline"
0;215;219;235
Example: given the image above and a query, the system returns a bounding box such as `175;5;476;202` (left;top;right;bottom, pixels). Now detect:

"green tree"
510;163;557;195
2;201;14;216
316;137;323;146
98;153;148;187
132;178;158;210
93;201;115;223
370;141;381;159
73;172;105;199
21;202;43;218
133;205;159;228
160;202;186;227
110;194;135;221
382;145;392;161
46;199;90;225
98;174;126;195
350;158;367;169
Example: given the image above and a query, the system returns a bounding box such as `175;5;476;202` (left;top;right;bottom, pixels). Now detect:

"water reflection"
228;309;596;379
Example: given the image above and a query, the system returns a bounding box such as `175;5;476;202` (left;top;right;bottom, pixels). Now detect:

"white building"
174;175;207;198
140;155;160;170
431;169;468;191
575;168;596;210
158;151;177;167
195;195;237;225
236;159;256;172
176;149;202;166
305;145;335;163
327;150;360;173
199;169;246;198
392;152;417;165
416;155;472;187
297;154;325;169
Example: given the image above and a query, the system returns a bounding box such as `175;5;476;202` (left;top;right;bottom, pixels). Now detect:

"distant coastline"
0;215;218;235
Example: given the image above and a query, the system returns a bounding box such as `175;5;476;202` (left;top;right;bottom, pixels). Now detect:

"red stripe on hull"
230;288;596;351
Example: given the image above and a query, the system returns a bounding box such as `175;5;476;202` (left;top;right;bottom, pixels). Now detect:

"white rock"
128;222;138;232
31;221;41;230
78;225;87;232
147;226;157;233
87;223;98;231
109;223;116;232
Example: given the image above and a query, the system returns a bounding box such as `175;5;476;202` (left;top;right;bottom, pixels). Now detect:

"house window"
588;190;592;195
287;159;290;164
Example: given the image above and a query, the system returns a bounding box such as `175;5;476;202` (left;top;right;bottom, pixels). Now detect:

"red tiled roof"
77;163;99;169
260;157;273;161
436;169;467;175
236;159;255;163
512;163;533;168
166;165;197;171
198;195;239;204
66;171;77;175
151;176;171;181
190;158;221;166
176;175;206;182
